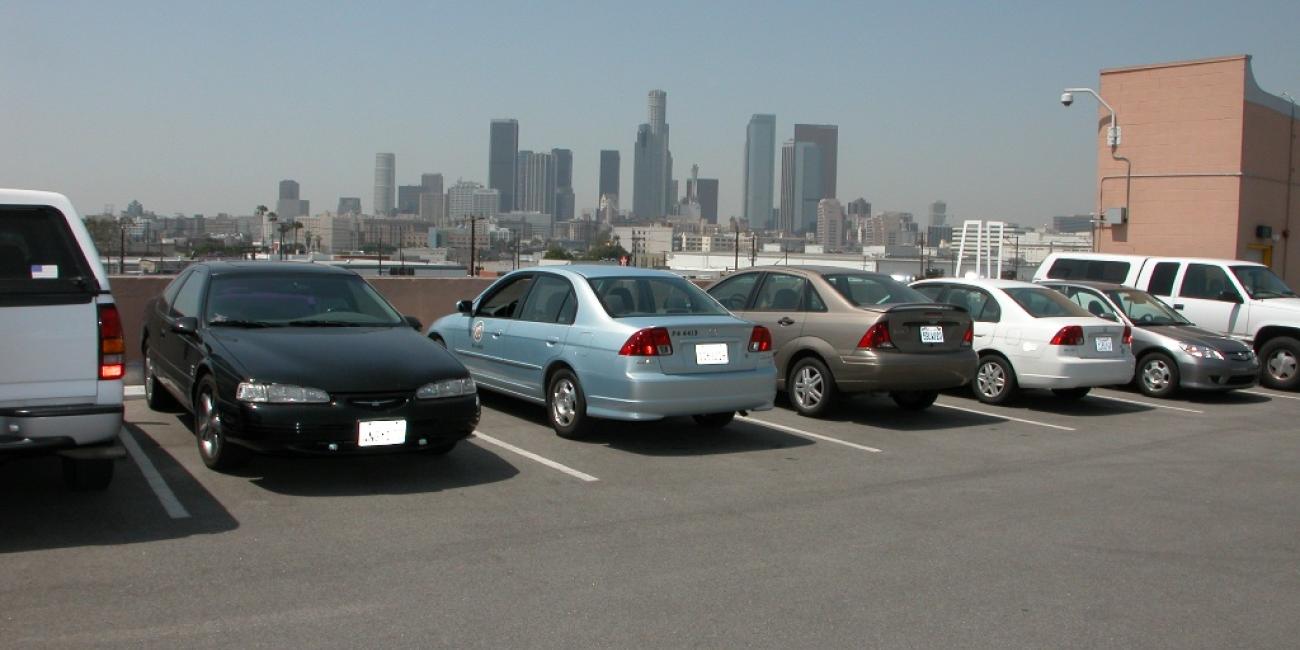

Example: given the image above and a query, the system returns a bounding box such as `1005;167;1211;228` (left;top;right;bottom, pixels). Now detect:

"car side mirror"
456;299;473;314
1218;290;1243;304
172;316;199;335
1098;312;1119;322
404;315;423;331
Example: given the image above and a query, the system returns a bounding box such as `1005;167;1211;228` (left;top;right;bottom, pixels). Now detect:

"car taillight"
619;327;673;356
98;304;125;380
748;326;772;353
962;323;974;347
1049;325;1085;346
857;322;895;350
1122;325;1132;345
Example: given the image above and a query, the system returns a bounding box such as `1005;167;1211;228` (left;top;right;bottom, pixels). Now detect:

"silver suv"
0;190;124;489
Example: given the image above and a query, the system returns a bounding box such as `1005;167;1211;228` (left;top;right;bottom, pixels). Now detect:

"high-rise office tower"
632;90;672;218
447;181;500;222
599;150;620;207
779;140;822;234
847;198;871;216
276;179;309;220
930;200;947;226
489;119;519;212
421;173;444;196
337;197;362;216
817;198;846;250
397;185;423;215
743;114;776;229
516;151;557;215
374;153;395;217
793;124;838;201
686;174;720;223
552;148;574;220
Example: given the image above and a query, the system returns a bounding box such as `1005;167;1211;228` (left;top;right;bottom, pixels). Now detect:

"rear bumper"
222;394;479;454
1179;357;1260;391
586;365;777;421
0;403;124;456
832;349;978;393
1017;357;1136;389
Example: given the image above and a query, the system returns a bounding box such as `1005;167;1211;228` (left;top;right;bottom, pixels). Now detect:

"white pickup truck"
0;189;124;488
1034;252;1300;391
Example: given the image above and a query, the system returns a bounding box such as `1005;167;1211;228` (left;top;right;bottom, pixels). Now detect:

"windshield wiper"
209;319;277;328
282;320;371;327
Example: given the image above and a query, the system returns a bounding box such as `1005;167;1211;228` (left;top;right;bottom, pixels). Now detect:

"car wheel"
890;390;938;411
547;369;594;439
1051;387;1091;400
143;349;179;411
788;357;837;417
61;457;114;490
1259;336;1300;390
194;377;250;471
1137;352;1180;398
974;355;1017;404
692;412;735;428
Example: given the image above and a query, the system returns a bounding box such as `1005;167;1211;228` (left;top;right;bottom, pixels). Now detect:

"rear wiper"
209;319;277;328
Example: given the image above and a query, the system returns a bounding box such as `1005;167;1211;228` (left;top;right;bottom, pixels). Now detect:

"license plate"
358;419;406;447
695;343;729;365
920;326;944;344
1095;336;1114;353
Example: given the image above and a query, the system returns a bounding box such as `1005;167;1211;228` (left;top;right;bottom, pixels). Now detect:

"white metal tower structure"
954;220;1006;279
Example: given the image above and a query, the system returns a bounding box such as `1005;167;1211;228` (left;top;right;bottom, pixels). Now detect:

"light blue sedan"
427;265;776;438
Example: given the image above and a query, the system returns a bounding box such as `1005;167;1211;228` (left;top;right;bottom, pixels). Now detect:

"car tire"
547;369;594;440
1051;387;1091;400
974;355;1017;404
194;377;250;472
1136;352;1180;398
692;412;735;428
788;357;837;417
61;457;114;490
143;348;180;412
1259;336;1300;391
890;390;938;411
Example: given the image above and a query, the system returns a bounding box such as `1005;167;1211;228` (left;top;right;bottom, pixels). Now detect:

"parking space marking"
737;416;883;453
1242;390;1300;401
471;431;599;482
1088;392;1204;414
119;427;191;519
933;403;1077;431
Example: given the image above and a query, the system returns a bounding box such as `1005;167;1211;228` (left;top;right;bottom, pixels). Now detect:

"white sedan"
911;278;1135;404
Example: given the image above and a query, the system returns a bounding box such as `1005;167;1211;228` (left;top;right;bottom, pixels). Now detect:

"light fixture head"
1060;91;1074;107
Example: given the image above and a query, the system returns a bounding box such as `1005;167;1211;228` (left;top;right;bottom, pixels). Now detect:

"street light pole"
1063;86;1130;253
1282;92;1296;277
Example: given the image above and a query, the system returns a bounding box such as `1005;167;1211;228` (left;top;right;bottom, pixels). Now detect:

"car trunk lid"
871;303;971;353
618;317;763;375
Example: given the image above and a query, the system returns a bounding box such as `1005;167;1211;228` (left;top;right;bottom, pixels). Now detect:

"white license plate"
358;419;406;447
1095;336;1114;353
695;343;729;365
920;326;944;344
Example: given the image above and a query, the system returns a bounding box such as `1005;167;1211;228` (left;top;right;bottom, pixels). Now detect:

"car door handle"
777;317;796;326
545;336;560;346
1173;304;1185;310
492;330;504;338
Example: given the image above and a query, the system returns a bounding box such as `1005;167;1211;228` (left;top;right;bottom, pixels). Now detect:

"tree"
543;247;575;260
582;240;629;261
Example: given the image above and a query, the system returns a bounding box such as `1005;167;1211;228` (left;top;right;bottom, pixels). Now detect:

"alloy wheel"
198;391;222;459
144;356;156;402
1267;349;1297;382
1142;358;1173;392
793;366;824;408
551;378;577;428
977;361;1006;398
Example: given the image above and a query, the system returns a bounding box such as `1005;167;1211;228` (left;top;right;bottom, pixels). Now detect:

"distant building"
847;198;871;216
421;173;444;195
793;124;838;201
816;199;846;251
687;177;719;223
926;224;954;247
779;140;822;234
419;193;446;224
337;197;362;216
930;200;947;227
599;150;620;205
1053;214;1094;233
374;153;396;217
489;119;519;212
862;211;919;247
397;185;423;215
497;211;554;241
632;90;672;218
744;114;777;229
552;148;574;220
276;179;308;220
447;181;500;222
517;151;557;215
612;224;673;267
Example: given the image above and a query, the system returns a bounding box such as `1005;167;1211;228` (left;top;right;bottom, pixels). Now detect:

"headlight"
416;377;476;399
236;382;331;404
1178;343;1224;360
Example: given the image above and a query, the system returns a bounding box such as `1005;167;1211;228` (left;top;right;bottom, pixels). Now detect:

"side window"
516;275;574;324
977;291;1002;322
946;287;999;322
1046;258;1084;279
477;275;534;318
1092;261;1130;283
751;273;807;311
1071;289;1117;319
806;287;827;312
913;284;946;301
1045;258;1129;282
1146;262;1179;296
708;273;760;311
171;269;206;318
1179;264;1238;301
161;269;193;309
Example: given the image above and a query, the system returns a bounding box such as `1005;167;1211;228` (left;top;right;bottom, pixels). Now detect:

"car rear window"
1002;287;1092;318
0;205;99;302
1046;258;1130;283
588;275;727;318
823;273;929;306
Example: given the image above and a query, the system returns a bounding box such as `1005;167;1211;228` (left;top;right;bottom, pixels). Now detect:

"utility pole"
119;220;126;274
750;233;757;267
468;216;478;277
733;220;740;271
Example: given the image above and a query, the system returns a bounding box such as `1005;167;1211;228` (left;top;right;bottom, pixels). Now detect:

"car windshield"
1002;287;1092;318
588;275;727;318
1106;289;1190;325
204;273;404;326
1231;265;1297;299
822;273;930;306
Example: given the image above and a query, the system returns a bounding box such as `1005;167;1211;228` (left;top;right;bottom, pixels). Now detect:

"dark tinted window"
912;284;946;301
946;287;1001;322
1003;287;1091;318
1231;265;1296;299
205;272;402;325
1064;287;1118;319
1179;264;1238;301
824;273;928;306
0;205;96;296
161;269;193;308
1146;262;1179;296
751;273;807;311
171;269;206;318
807;286;827;312
1047;258;1130;283
588;276;727;318
477;275;534;318
517;275;575;324
707;273;761;311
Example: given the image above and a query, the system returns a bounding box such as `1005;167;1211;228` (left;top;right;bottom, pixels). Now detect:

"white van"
1033;252;1300;390
0;190;124;488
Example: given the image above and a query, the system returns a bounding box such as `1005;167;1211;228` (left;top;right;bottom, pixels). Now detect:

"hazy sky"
3;1;1299;224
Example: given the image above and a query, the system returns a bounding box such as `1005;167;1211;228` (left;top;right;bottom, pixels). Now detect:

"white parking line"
119;427;191;519
1242;390;1300;401
933;402;1077;432
1088;392;1204;414
471;431;599;482
737;416;883;453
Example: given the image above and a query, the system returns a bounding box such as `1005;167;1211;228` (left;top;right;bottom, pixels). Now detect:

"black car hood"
1143;324;1251;351
207;326;467;393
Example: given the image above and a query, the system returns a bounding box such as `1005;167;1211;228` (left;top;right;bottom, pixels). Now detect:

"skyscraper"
516;151;557;215
489;119;519;212
743;114;776;229
447;181;500;222
930;200;947;226
816;198;846;250
632;90;672;218
421;173;444;196
779;139;822;234
337;197;362;216
793;124;838;201
276;179;309;220
599;150;620;207
552;148;574;220
847;198;871;216
397;185;422;215
686;176;719;223
374;153;395;217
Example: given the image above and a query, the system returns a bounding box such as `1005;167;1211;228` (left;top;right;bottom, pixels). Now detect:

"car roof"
199;261;356;276
727;265;890;277
535;264;684;280
913;277;1040;289
0;189;75;206
1038;279;1128;291
1044;252;1266;268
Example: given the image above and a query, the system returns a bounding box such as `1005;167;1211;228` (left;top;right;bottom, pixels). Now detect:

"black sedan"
141;261;478;471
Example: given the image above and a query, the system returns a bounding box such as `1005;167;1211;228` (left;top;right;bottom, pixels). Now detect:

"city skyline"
3;2;1299;224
